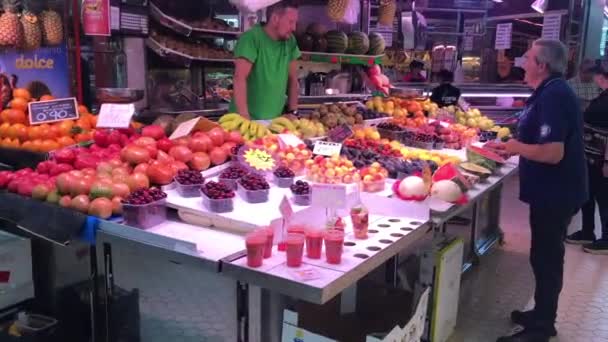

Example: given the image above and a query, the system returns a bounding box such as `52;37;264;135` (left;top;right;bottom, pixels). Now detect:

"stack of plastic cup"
261;227;274;258
285;233;305;267
245;231;267;268
324;230;345;264
305;228;323;259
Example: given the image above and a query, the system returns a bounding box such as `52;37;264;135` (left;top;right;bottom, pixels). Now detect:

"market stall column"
230;0;301;121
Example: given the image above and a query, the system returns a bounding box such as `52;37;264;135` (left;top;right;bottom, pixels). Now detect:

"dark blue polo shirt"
517;74;588;211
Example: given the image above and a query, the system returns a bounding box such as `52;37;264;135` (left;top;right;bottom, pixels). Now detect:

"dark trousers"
581;162;608;240
529;206;574;330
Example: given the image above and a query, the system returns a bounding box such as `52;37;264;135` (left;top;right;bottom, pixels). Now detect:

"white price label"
311;183;347;208
495;23;512;50
279;195;293;220
169;117;201;140
313;141;342;156
97;103;135;128
278;134;304;149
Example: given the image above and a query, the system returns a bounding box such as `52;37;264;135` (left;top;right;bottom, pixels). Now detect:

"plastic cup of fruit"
292;192;311;206
123;199;167;230
200;189;234;213
350;207;369;239
238;183;269;204
285;233;305;267
362;179;385;193
245;231;267;268
256;227;274;259
305;228;323;259
324;229;345;264
175;178;204;198
274;175;294;188
218;176;238;191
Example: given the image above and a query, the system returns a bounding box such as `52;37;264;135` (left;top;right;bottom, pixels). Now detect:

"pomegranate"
169;145;193;163
208;127;225;146
189;152;211;171
141;125;166;140
189;135;212;152
147;162;175;185
209;147;228;165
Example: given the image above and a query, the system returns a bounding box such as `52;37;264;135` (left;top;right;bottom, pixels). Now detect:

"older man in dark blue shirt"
497;40;588;342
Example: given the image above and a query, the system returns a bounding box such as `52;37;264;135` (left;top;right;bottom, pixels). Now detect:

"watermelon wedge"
466;146;506;171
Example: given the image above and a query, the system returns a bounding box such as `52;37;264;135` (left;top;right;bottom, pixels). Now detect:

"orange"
57;136;75;147
9;97;29;112
0;122;9;138
39;124;57;140
53;120;74;137
27;125;42;140
5;109;27;125
75;117;91;130
31;139;43;152
6;138;20;149
0;109;10;123
87;114;97;128
78;105;89;115
21;140;33;151
40;139;60;152
130;121;143;130
8;124;27;141
12;88;31;101
39;95;55;101
75;132;92;143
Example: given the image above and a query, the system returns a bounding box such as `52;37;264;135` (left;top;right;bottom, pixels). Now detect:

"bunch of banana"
218;113;270;141
268;117;297;134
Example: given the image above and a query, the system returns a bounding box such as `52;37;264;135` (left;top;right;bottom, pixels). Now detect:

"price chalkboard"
28;97;79;125
328;124;354;143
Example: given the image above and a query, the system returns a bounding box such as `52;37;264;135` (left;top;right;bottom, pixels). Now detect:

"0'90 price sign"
28;97;79;125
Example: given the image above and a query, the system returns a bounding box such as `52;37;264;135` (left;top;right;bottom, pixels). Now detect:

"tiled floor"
449;176;608;342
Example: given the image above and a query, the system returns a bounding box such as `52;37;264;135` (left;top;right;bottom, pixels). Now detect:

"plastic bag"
342;0;360;24
229;0;280;14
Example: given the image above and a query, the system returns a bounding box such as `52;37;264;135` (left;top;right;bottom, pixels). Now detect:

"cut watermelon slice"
467;146;506;171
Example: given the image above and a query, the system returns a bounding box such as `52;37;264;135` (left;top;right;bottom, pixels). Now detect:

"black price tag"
328;124;354;143
28;97;79;125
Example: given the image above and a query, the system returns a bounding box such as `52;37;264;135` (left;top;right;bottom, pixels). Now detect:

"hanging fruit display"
327;0;348;21
377;0;397;27
39;1;63;46
0;0;24;48
20;0;42;50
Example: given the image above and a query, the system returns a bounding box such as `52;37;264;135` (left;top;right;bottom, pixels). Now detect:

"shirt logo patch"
540;124;551;138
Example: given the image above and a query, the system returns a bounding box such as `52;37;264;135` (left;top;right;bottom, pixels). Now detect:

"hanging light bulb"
531;0;547;13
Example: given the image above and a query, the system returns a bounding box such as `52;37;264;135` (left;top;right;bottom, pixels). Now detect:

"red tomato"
120;145;151;165
71;195;91;213
157;138;173;152
89;198;113;219
127;173;150;192
111;182;130;198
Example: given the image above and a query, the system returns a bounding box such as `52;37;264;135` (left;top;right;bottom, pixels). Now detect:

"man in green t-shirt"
229;0;301;120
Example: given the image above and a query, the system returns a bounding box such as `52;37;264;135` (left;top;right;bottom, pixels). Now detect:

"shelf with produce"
146;37;234;66
300;51;384;66
150;2;240;39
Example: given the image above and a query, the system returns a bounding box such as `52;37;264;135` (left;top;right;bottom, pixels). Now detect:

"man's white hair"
533;39;568;74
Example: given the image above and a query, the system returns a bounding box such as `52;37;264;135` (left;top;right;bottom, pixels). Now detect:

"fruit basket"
123;199;167;229
238;185;269;204
174;170;206;198
274;176;294;188
218;177;238;190
175;181;203;197
201;190;234;213
377;123;407;142
292;193;311;206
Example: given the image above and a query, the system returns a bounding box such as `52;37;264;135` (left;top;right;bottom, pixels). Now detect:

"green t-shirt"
229;24;301;120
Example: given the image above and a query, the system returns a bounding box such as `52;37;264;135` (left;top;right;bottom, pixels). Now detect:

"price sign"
313;141;342;156
279;195;293;220
542;14;562;40
311;183;347;208
97;103;135;128
328;124;353;143
495;23;512;50
28;97;79;125
278;134;304;149
169;117;201;140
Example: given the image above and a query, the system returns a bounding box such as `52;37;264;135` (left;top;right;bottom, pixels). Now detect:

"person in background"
499;39;588;342
567;59;600;112
565;64;608;254
9;74;17;89
229;0;300;120
430;69;460;107
402;60;426;82
0;74;11;108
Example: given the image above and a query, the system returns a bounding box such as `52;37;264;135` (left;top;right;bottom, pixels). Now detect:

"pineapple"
20;0;41;49
39;1;62;45
0;0;24;48
378;0;397;27
327;0;348;21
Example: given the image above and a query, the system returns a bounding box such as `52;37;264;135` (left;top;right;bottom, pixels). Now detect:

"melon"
325;30;348;53
467;146;506;171
313;36;328;52
297;33;315;52
433;163;471;190
347;32;370;55
430;180;463;203
306;23;327;38
368;32;386;55
398;176;428;198
459;162;491;179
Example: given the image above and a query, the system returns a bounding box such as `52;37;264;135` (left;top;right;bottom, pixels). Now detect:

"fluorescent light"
531;0;547;13
422;91;531;98
492;0;503;3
